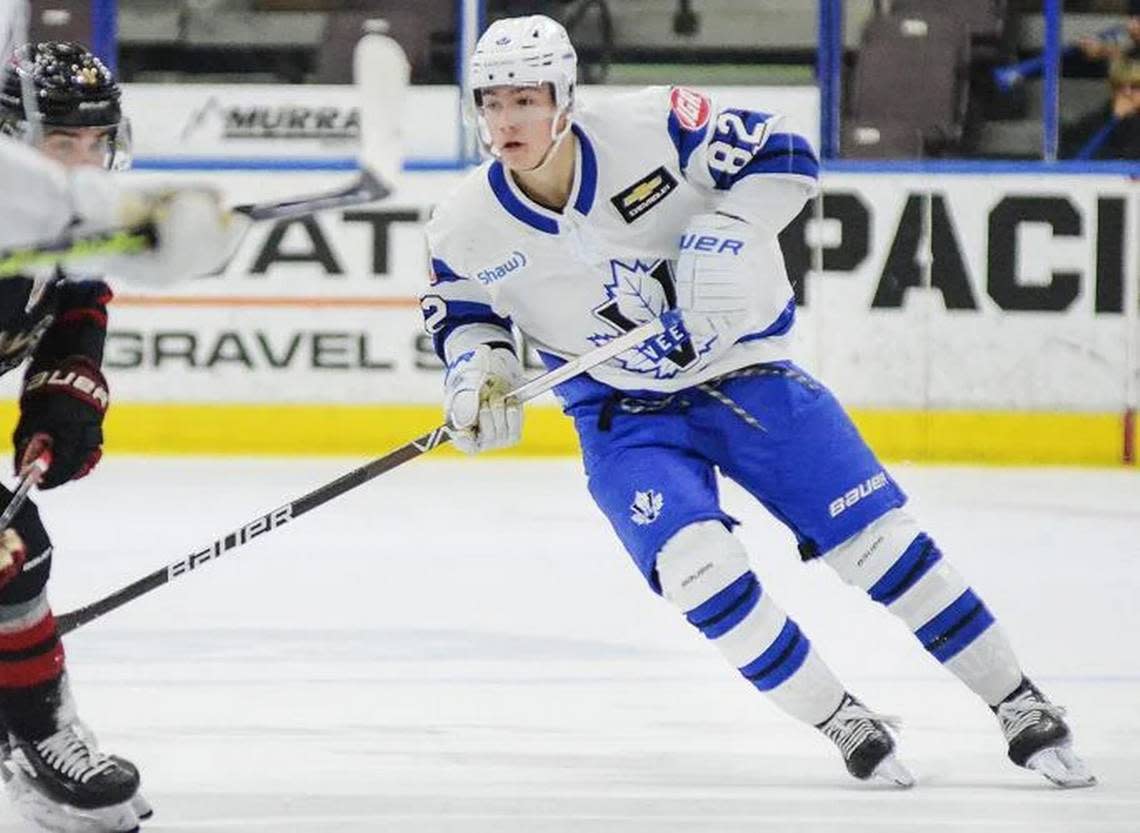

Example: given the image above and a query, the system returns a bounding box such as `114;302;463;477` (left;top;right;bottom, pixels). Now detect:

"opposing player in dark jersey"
0;41;152;833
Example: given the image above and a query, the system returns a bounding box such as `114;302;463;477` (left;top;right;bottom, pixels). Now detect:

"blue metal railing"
91;0;118;76
1042;0;1062;162
817;0;843;159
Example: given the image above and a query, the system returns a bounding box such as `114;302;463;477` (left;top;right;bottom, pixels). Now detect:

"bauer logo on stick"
669;87;711;131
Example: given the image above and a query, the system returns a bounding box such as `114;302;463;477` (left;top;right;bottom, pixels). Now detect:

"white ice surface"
1;457;1136;832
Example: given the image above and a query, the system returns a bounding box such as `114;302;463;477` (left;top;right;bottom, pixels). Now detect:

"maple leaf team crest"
631;490;665;526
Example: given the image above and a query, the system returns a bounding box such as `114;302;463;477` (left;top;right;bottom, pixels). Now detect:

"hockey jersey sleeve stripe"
667;111;710;175
56;307;108;328
572;124;598;215
736;298;797;345
712;133;820;191
488;162;559;234
430;257;467;284
430;300;513;361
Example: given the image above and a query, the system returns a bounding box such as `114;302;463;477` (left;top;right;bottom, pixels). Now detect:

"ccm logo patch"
610;167;678;223
669;87;711;131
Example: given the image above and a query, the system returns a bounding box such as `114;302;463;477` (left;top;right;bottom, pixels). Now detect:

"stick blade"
354;20;410;187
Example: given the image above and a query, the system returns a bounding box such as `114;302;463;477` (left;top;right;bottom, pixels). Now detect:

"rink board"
0;401;1123;466
98;84;1139;464
86;163;1138;465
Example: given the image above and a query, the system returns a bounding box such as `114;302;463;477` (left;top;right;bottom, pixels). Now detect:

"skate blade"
4;774;141;833
1026;745;1097;789
871;754;916;788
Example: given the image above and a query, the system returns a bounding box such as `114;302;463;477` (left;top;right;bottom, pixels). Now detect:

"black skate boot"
993;677;1096;788
1;722;148;832
816;693;915;787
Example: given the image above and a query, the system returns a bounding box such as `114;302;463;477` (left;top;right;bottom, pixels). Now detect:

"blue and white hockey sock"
825;510;1023;706
658;522;845;725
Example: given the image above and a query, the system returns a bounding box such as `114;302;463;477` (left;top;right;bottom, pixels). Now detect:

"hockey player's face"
479;85;559;169
37;126;114;169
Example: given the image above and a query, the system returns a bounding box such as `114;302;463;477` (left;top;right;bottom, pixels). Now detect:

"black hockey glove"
13;280;112;490
13;355;109;489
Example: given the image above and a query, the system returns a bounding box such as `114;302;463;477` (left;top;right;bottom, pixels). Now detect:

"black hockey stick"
0;455;50;533
231;167;390;223
55;314;678;635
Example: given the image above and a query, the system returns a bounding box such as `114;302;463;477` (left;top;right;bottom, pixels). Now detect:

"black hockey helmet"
0;41;130;168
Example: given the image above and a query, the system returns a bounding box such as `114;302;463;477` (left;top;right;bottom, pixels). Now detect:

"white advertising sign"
103;168;1138;412
121;84;820;164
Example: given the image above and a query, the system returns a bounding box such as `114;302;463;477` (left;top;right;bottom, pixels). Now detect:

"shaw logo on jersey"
828;471;889;517
669;87;711;131
476;250;528;285
610;166;679;224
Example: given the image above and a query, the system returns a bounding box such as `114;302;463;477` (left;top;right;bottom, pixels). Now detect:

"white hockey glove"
443;344;524;454
112;186;250;284
674;211;764;358
98;185;249;286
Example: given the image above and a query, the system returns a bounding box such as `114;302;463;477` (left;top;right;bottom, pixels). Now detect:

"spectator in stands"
1077;15;1140;62
1062;56;1140;158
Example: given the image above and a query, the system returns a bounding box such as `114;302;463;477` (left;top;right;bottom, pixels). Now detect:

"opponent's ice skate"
994;677;1096;788
817;693;915;787
0;722;151;832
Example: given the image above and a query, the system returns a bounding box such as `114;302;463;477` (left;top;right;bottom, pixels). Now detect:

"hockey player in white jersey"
0;0;236;279
422;14;1096;788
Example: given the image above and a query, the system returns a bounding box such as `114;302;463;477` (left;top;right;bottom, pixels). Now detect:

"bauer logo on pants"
828;471;888;518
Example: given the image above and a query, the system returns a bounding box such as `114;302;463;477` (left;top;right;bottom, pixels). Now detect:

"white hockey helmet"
470;14;577;113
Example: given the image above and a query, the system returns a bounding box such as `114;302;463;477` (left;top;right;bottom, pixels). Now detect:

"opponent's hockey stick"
54;313;680;635
0;24;407;279
0;226;157;279
0;455;50;533
0;169;392;280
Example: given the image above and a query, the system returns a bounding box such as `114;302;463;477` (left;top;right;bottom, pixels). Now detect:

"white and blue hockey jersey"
422;86;819;393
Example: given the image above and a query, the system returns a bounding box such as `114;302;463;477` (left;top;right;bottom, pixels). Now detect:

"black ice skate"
1;723;150;832
816;693;915;787
993;677;1096;788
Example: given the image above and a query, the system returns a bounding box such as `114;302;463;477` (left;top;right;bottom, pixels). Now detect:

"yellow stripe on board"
848;409;1127;466
0;403;1128;465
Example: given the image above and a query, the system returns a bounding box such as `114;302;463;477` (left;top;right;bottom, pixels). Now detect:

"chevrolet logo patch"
610;166;678;223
